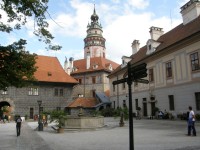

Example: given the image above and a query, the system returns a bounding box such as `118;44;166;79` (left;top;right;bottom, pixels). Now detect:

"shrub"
195;113;200;121
50;110;67;128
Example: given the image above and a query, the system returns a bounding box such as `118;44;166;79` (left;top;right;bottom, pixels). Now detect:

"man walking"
15;115;22;136
187;106;196;136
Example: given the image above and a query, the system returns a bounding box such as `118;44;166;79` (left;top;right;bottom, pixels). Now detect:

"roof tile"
67;97;99;108
34;55;78;83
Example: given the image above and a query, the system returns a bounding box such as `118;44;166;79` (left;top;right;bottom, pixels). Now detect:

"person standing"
15;115;22;136
187;106;196;136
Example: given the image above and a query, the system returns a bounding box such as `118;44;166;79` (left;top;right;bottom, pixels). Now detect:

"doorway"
0;101;11;119
142;98;147;117
151;102;156;116
30;108;34;119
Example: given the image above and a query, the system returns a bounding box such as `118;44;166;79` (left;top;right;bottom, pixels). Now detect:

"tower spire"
93;2;96;14
84;2;106;59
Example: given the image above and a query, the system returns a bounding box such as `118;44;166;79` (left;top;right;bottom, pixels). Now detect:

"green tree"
50;110;67;128
0;0;61;90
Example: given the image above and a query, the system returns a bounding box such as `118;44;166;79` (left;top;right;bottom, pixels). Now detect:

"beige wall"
109;40;200;115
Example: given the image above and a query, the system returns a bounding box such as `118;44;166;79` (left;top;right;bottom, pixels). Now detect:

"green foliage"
50;110;67;128
195;114;200;121
0;0;62;90
100;108;116;117
2;106;9;113
114;107;129;120
92;110;101;117
0;0;54;45
0;40;37;90
100;107;129;120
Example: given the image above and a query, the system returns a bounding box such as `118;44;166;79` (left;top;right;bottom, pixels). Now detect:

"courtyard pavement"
0;117;199;150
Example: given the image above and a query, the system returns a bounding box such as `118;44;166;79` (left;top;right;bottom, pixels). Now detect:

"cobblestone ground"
31;118;200;150
0;118;199;150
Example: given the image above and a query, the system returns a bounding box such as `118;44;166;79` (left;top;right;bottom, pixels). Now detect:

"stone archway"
0;98;15;116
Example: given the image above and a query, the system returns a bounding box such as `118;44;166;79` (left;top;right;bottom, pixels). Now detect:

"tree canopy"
0;0;61;90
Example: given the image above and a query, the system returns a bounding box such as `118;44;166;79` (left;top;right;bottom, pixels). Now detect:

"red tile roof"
71;57;119;75
108;16;200;76
67;97;99;108
156;15;200;51
34;55;78;84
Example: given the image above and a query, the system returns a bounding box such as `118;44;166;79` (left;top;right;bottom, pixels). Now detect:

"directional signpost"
113;62;149;150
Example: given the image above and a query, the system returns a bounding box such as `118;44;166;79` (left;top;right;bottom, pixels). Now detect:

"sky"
0;0;189;66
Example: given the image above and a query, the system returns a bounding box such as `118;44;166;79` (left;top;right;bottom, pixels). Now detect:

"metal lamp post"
37;100;43;131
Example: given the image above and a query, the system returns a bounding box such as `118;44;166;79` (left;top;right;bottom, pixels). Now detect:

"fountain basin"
64;116;104;129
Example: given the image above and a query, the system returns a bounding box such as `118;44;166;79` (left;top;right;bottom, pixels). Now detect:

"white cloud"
45;0;183;64
47;0;91;38
111;0;120;4
104;10;182;63
0;0;185;66
127;0;149;9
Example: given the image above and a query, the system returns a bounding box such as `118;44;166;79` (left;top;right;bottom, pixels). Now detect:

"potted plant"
50;110;67;133
42;111;51;127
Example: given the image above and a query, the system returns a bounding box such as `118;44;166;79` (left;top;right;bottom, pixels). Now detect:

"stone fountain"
64;107;104;129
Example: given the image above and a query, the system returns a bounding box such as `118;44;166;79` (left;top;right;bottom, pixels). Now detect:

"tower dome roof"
91;5;99;22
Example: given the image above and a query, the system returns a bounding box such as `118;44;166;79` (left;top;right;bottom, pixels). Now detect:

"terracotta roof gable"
34;55;78;83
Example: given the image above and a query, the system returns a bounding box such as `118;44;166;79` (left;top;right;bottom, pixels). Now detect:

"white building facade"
108;0;200;118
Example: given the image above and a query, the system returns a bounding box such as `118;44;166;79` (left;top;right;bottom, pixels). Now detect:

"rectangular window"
190;52;199;71
60;89;63;96
135;99;138;110
123;100;126;108
55;88;64;97
92;76;96;84
28;88;39;95
97;75;102;83
166;62;172;78
149;68;154;82
56;107;61;111
85;77;89;84
54;89;58;96
168;95;175;111
1;88;8;95
195;92;200;110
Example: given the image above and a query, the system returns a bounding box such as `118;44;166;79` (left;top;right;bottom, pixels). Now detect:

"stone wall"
0;82;75;118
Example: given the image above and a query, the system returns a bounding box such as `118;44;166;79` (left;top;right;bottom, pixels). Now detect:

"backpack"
17;118;21;123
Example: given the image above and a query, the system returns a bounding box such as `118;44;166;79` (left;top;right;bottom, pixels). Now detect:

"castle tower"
84;5;106;59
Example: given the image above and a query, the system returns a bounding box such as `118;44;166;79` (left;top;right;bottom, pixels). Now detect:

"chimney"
67;67;71;75
64;57;68;73
180;0;200;25
131;40;140;54
69;57;74;71
86;52;90;69
149;26;164;41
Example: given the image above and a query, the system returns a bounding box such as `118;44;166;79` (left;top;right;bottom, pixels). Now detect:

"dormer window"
48;72;52;76
72;67;78;72
93;64;98;69
109;64;113;71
